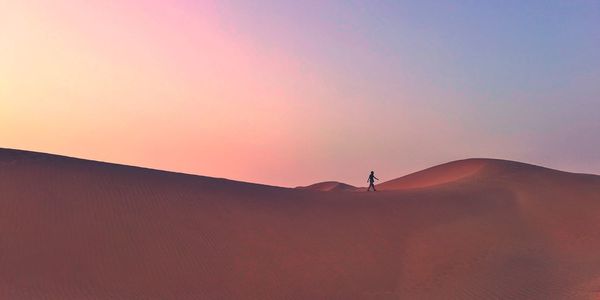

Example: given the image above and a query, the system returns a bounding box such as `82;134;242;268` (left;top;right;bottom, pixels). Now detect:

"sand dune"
296;181;358;192
1;148;600;299
377;159;488;190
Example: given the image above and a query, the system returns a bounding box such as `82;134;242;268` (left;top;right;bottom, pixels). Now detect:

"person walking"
367;171;379;192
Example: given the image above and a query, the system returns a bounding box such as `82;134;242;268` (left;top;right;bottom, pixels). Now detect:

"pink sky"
2;1;599;187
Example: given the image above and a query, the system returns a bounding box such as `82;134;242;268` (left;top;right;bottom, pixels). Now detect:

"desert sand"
297;181;358;192
1;148;600;299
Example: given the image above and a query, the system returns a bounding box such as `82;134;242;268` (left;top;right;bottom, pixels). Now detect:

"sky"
1;0;599;187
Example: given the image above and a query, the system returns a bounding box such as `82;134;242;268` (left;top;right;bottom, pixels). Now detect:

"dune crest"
296;181;358;192
377;158;573;190
377;159;489;190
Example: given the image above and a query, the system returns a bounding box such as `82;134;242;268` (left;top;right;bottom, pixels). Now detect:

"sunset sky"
2;1;599;187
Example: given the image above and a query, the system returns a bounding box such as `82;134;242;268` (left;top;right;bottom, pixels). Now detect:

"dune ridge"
296;181;358;192
1;148;600;299
376;158;588;190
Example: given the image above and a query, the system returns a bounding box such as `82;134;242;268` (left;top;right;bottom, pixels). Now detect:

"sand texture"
1;149;600;299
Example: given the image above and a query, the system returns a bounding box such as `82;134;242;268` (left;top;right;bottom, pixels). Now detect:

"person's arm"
375;176;379;181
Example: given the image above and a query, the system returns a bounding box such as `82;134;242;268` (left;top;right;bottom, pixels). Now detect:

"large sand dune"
1;148;600;299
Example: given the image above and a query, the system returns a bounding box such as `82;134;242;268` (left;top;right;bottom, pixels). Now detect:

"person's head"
370;171;374;174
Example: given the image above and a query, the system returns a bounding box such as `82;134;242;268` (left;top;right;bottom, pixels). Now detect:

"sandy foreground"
1;148;599;299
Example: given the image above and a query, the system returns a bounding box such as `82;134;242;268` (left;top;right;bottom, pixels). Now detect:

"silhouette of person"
367;171;379;191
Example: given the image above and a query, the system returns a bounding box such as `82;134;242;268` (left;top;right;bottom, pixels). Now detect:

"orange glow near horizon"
2;1;599;186
1;1;326;185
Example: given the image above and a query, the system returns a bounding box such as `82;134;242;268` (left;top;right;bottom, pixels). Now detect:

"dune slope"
296;181;358;192
1;149;600;300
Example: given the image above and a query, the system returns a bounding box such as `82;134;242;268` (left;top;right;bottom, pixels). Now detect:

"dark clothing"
368;174;376;183
367;173;378;191
367;182;376;191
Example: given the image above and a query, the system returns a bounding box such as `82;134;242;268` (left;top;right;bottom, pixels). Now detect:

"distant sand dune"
1;148;599;299
296;181;358;192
